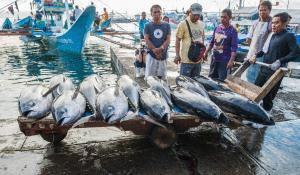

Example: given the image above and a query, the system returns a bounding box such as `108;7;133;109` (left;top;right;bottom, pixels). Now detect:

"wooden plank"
225;75;261;101
232;61;250;77
254;68;287;102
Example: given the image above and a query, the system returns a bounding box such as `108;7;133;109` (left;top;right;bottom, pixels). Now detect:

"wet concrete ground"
1;45;300;175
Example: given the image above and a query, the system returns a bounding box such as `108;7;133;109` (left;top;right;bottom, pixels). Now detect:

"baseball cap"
190;3;202;15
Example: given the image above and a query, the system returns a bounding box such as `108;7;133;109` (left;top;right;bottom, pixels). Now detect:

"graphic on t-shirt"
191;29;203;42
213;32;227;54
154;29;163;39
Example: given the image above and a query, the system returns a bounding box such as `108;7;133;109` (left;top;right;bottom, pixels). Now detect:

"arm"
227;28;238;68
175;37;182;64
204;28;216;59
244;24;255;46
279;34;300;64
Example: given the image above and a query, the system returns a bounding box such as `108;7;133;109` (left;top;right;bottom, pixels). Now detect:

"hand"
249;55;256;64
174;55;181;64
227;60;234;69
203;52;208;61
270;60;281;71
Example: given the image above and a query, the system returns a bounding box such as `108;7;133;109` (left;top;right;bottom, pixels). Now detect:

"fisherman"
244;1;273;83
249;12;300;111
204;9;238;81
101;8;109;22
134;40;147;77
139;12;149;39
174;3;205;78
144;4;171;80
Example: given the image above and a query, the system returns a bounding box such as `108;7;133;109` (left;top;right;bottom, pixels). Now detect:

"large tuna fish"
79;74;105;113
52;90;86;126
96;86;129;124
171;87;228;123
18;85;55;119
49;75;75;98
117;75;140;111
193;75;231;92
146;76;173;108
176;75;209;98
140;89;171;121
208;90;275;125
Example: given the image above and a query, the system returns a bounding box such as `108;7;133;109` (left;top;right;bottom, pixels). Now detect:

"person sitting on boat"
244;1;273;83
101;8;109;22
139;12;149;39
134;40;147;77
204;8;238;81
144;4;171;80
249;12;300;111
35;10;42;21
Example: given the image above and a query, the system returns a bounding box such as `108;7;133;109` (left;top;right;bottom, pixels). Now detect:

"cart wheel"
40;132;67;144
150;126;177;149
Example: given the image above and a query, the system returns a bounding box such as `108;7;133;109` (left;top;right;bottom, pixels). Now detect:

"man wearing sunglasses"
144;4;171;80
175;3;205;78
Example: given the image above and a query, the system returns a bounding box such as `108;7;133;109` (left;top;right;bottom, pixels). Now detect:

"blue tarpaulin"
2;18;12;29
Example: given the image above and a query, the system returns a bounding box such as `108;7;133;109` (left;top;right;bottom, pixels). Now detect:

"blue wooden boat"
30;2;96;55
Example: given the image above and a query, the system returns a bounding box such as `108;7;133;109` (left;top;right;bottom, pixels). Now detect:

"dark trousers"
180;63;201;78
209;60;229;81
254;72;283;111
140;31;144;39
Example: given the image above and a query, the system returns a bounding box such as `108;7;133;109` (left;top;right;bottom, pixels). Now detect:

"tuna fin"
140;115;167;129
94;86;101;94
42;83;60;97
218;113;229;125
72;114;95;128
72;87;80;99
114;86;119;96
63;76;66;82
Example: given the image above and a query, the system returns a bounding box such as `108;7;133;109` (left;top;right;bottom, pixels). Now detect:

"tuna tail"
265;117;275;126
218;113;229;125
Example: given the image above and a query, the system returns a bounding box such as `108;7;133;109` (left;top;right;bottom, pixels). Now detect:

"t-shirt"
246;19;272;60
209;24;238;63
144;21;171;60
176;17;205;64
74;8;82;20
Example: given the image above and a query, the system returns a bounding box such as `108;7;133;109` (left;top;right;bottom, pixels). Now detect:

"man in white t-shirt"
245;1;272;83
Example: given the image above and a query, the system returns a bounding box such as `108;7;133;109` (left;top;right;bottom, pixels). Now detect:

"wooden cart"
17;114;205;149
226;61;288;102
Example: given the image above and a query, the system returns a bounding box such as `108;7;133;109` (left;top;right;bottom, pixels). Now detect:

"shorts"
145;54;167;79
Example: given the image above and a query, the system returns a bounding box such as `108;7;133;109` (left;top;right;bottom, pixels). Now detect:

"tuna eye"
29;101;36;107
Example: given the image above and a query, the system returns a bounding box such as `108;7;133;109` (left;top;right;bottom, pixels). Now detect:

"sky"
0;0;300;16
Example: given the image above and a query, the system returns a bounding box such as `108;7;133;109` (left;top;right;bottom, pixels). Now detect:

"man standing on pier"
144;4;171;80
174;3;205;78
250;12;300;111
139;12;149;39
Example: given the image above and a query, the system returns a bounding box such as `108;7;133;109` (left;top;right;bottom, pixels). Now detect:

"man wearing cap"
174;3;205;77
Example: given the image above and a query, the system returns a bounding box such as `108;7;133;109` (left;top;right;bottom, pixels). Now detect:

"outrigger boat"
30;0;96;54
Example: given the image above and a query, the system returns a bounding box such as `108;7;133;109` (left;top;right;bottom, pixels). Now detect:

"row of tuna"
18;74;275;126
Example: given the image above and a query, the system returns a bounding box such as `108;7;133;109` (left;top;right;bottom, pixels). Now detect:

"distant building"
232;7;258;21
